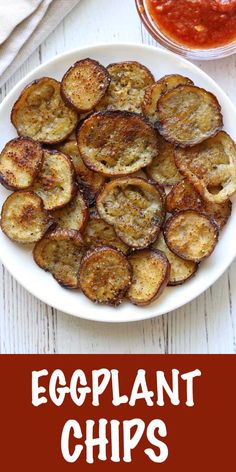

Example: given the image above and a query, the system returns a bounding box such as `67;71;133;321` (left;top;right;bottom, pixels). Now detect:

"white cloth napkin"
0;0;80;88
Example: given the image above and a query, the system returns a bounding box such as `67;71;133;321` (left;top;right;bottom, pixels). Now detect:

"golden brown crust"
11;77;78;144
146;134;182;185
141;82;166;123
58;140;105;204
0;137;43;190
166;179;232;229
157;85;223;147
152;232;198;286
79;246;132;305
61;58;110;113
51;190;89;232
96;61;154;113
157;74;193;91
1;191;51;244
33;228;85;288
174;131;236;204
83;209;129;254
164;210;219;262
127;249;170;306
77;111;158;176
96;177;165;249
31;149;77;211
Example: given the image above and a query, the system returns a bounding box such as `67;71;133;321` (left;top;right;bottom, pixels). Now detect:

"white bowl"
0;43;235;323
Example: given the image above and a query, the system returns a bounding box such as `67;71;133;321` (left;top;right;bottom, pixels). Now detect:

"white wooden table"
0;0;236;354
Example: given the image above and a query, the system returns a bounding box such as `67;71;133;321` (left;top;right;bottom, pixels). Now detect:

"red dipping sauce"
146;0;236;49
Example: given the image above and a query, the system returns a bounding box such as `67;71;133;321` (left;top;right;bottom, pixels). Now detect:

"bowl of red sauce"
136;0;236;59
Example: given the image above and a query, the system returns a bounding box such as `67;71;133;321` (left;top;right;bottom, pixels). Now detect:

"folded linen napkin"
0;0;80;88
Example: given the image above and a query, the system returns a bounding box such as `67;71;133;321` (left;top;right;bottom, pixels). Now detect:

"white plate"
0;43;235;323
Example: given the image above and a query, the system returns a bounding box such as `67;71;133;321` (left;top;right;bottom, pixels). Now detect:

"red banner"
0;355;235;470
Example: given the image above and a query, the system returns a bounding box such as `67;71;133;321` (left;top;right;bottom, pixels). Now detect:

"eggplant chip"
0;137;43;190
146;134;182;186
128;249;170;306
164;210;219;262
157;74;193;91
78;111;158;176
34;228;85;288
157;85;223;147
31;150;76;211
142;75;193;124
96;61;154;113
174;131;236;204
79;246;132;305
1;191;50;244
166;179;232;229
61;58;110;113
11;77;78;144
152;232;198;286
141;82;166;123
51;191;89;232
58;140;105;204
97;177;165;249
83;209;129;254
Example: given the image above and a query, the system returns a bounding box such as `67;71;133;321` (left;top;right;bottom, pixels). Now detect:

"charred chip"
1;191;50;244
152;232;198;286
61;58;110;113
164;210;219;262
11;77;78;144
33;228;85;288
0;137;43;190
51;190;89;232
96;61;154;113
146;134;182;186
157;85;223;147
78;111;158;176
79;246;132;305
58;140;105;205
97;177;165;249
166;179;232;229
174;131;236;204
31;149;76;211
83;208;129;254
128;249;170;306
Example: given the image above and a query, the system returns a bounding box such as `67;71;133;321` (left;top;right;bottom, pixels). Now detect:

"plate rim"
0;42;235;323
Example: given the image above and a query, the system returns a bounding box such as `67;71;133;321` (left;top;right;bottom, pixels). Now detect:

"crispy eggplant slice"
83;209;129;254
146;134;182;185
164;210;219;262
152;232;198;286
97;177;165;249
157;85;223;147
33;228;84;288
51;190;89;232
141;82;166;123
31;150;76;211
0;137;43;190
142;75;193;124
58;140;105;203
11;77;78;144
61;58;110;113
127;249;170;306
157;74;193;91
79;246;132;305
1;191;50;244
96;61;154;113
78;111;158;176
174;131;236;204
166;179;231;229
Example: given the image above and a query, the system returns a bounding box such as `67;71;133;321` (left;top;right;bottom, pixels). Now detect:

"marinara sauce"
146;0;236;49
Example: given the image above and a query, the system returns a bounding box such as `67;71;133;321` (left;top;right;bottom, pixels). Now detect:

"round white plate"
0;43;235;323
